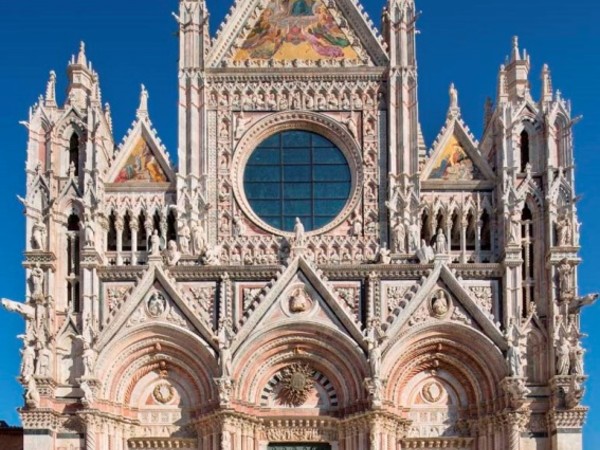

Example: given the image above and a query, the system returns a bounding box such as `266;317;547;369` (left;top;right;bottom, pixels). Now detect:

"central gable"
233;0;359;62
428;135;483;181
114;137;168;184
209;0;388;67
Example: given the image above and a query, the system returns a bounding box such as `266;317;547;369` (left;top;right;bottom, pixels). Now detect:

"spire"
136;84;149;120
504;36;530;101
45;71;57;108
484;97;494;130
541;64;553;103
77;41;88;66
511;36;521;63
104;103;113;133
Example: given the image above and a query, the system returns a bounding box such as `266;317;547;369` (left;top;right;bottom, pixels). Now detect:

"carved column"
460;214;468;264
475;219;482;263
115;214;124;266
130;218;139;265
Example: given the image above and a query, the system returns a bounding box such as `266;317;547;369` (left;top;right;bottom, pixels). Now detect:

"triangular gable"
422;116;495;183
97;265;216;351
107;120;175;185
233;256;365;352
209;0;387;68
384;263;507;351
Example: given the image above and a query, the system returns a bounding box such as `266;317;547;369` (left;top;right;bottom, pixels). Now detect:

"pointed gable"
233;256;365;352
113;136;168;184
209;0;387;67
422;113;495;185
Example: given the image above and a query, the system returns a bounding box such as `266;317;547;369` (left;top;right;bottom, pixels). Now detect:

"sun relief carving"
278;363;315;407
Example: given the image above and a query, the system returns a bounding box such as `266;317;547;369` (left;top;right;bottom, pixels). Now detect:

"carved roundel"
146;291;168;318
281;282;318;318
231;111;364;237
279;363;315;407
421;380;444;404
428;288;452;320
153;382;175;404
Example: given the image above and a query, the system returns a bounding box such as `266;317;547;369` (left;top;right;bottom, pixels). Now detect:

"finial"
511;36;521;62
77;41;87;66
104;103;113;132
45;71;57;107
137;84;149;120
541;64;553;102
448;83;459;115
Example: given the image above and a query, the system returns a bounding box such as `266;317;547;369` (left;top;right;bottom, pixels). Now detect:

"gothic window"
69;133;79;176
420;211;432;244
243;130;351;232
167;210;177;242
521;205;535;317
480;210;491;251
450;212;461;251
138;212;148;251
66;212;81;313
107;212;117;251
465;211;476;251
520;130;530;172
153;211;161;235
122;212;132;251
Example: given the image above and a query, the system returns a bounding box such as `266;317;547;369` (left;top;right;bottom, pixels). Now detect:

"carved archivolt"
231;111;364;237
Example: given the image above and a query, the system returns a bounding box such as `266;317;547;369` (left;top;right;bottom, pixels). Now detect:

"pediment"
422;116;495;184
232;256;365;351
106;119;175;186
384;263;507;352
97;265;216;350
209;0;388;68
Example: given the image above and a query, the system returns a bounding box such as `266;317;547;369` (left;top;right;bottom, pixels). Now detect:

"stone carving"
365;318;386;379
506;320;524;377
386;285;409;312
81;340;97;379
242;287;262;311
21;344;36;381
364;376;384;408
335;287;359;312
25;377;40;408
556;213;572;247
153;383;175;404
216;318;234;378
570;340;584;375
189;286;216;322
83;213;95;248
434;228;447;254
377;242;391;264
430;290;450;319
164;240;181;266
179;221;191;254
556;338;571;376
501;377;530;410
31;219;47;250
422;381;444;404
202;244;222;266
80;379;94;406
566;376;585;409
289;286;311;314
191;220;206;255
29;264;45;302
149;230;162;256
392;219;406;253
293;217;305;246
469;286;493;316
36;346;52;378
232;215;246;237
214;377;234;406
147;292;167;318
416;239;435;264
106;286;130;312
279;363;315;407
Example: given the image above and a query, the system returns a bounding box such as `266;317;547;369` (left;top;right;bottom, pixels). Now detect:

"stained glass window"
244;131;351;232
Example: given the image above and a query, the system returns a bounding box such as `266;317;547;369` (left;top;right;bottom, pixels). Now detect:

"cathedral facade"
3;0;594;449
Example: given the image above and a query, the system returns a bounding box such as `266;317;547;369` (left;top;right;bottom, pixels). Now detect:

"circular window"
243;130;352;232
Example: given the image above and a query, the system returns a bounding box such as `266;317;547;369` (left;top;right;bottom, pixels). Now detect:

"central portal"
268;444;331;450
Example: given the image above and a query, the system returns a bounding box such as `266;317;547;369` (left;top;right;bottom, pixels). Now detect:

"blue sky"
0;0;599;444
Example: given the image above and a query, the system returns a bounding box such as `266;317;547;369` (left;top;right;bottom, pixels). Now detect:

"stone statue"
365;319;386;379
434;228;447;255
80;379;94;406
21;344;36;381
149;230;162;256
147;292;167;317
416;239;435;264
556;214;572;247
164;240;181;266
408;219;420;253
508;212;521;245
31;219;47;250
232;215;246;237
506;321;523;377
556;338;571;376
83;213;95;248
179;222;190;254
216;319;234;378
449;83;459;110
25;377;40;408
377;243;391;264
81;341;97;378
293;217;305;246
1;298;35;320
36;346;52;378
191;220;206;255
29;264;45;302
202;244;222;266
557;260;574;300
431;290;450;317
570;340;584;375
393;219;406;253
342;113;358;140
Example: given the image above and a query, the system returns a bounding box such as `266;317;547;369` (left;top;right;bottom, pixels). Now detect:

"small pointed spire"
77;41;88;66
104;103;113;133
137;84;149;120
448;82;460;116
484;97;494;130
541;64;553;102
511;36;521;62
45;71;57;108
497;64;508;102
